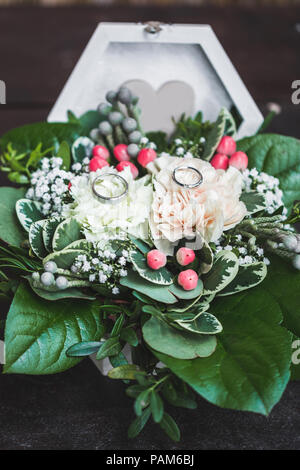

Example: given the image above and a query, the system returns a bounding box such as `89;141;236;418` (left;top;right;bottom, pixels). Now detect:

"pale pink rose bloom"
150;157;246;249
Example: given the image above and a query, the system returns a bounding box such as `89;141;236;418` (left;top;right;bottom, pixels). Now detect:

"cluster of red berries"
210;136;248;171
146;247;198;291
88;144;157;179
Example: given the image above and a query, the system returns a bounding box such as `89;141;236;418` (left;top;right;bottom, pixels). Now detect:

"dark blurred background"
0;1;299;450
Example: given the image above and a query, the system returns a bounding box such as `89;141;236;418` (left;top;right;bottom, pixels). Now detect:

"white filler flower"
63;166;153;242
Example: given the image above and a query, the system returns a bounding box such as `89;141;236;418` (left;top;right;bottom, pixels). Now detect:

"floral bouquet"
0;86;299;442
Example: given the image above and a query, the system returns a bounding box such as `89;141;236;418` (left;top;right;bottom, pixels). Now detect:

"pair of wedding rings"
92;166;203;204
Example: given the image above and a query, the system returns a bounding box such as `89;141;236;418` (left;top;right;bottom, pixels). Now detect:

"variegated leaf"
64;239;93;251
120;270;177;304
202;108;226;161
240;191;266;215
42;217;64;252
72;136;94;163
29;220;47;259
43;249;86;270
16;199;43;232
223;108;237;137
26;276;95;301
130;249;173;285
52;218;83;251
175;312;223;335
218;262;267;296
203;250;239;294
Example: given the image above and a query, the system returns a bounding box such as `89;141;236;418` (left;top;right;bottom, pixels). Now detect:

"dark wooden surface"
0;5;299;450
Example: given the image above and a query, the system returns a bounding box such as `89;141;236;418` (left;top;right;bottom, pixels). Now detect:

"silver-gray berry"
108;111;124;126
293;254;300;270
99;121;112;136
90;128;100;141
32;272;40;282
118;86;132;105
122;118;137;133
128;130;142;144
106;90;118;104
56;276;69;290
97;102;111;116
41;272;55;287
44;261;58;273
127;143;140;158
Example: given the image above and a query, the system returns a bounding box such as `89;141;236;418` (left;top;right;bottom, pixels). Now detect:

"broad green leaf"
15;198;43;232
56;140;71;170
134;389;151;416
120;326;139;347
130;249;173;285
52;218;83;251
43;249;86;270
0;187;26;245
128;407;151;439
197;237;213;274
3;283;104;374
72;136;94;163
29;220;47;259
202;108;226;161
169;279;203;300
159;413;180;442
142;316;216;359
110;351;129;368
219;262;267;296
120;270;177;304
26;276;95;301
42;217;64;252
237;134;300;209
127;235;151;254
66;341;102;357
175;312;223;335
108;364;140;380
150;391;164;423
240;191;267;215
155;289;292;415
261;256;300;337
203;250;239;294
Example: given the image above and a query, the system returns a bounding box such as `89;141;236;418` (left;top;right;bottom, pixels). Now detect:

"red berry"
116;161;139;179
147;250;167;270
210;153;229;170
178;269;199;291
92;145;109;160
89;157;109;172
176;247;195;266
113;144;130;162
217;136;237;156
137;148;157;168
229;151;248;171
68;182;72;191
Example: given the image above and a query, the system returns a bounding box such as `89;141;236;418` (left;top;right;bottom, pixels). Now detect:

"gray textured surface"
0;359;299;450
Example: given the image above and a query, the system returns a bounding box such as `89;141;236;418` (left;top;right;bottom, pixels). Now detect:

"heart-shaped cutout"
123;80;195;135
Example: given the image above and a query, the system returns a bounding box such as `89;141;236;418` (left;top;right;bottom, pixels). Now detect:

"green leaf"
237;134;300;209
175;312;223;335
169;279;203;300
96;337;122;360
223;108;237;137
110;314;125;337
240;191;267;215
29;220;47;259
66;341;102;357
150;391;164;423
202;108;226;161
155;288;292;415
134;389;151;416
108;364;140;380
219;262;267;296
56;141;71;170
120;270;177;304
0;122;81;155
3;283;104;374
0;187;26;245
197;238;213;274
128;407;151;439
16;198;43;232
110;351;128;368
203;250;239;294
143;316;216;359
127;235;151;254
130;249;173;285
52;218;83;251
72;136;94;163
159;413;180;442
26;275;96;301
43;249;85;270
261;256;300;337
42;217;64;252
120;326;139;347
